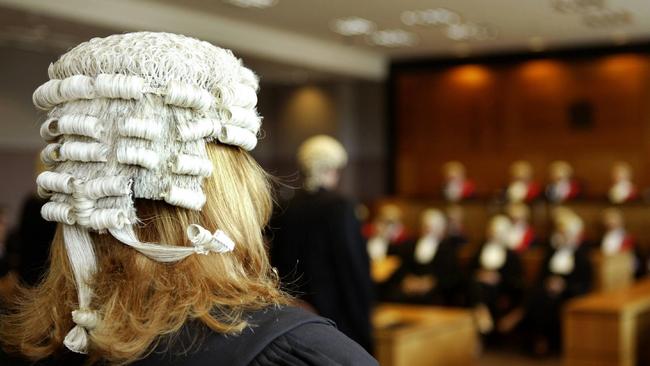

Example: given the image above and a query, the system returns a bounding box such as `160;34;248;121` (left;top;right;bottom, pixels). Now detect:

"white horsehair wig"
297;135;348;191
32;32;261;353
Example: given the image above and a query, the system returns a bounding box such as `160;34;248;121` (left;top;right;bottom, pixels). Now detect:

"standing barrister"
269;135;374;352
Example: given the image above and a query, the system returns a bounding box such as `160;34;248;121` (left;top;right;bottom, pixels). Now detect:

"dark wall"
255;80;388;202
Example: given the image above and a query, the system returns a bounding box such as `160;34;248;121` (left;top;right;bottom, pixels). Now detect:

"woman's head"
1;32;287;364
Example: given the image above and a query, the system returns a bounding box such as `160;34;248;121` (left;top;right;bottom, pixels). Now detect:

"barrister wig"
0;32;288;364
297;135;348;191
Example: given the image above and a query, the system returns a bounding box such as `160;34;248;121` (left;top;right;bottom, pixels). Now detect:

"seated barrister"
608;161;638;204
600;208;634;255
546;161;580;203
469;215;524;334
366;204;408;292
366;204;407;263
506;203;536;253
445;204;469;247
442;161;476;202
524;209;593;355
386;209;462;305
506;160;541;203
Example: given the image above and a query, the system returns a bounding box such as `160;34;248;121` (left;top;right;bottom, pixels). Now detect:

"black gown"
468;244;524;320
384;237;462;305
269;188;374;352
524;244;593;348
0;306;378;366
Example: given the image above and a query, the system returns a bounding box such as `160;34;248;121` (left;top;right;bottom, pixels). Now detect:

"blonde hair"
549;160;573;179
442;161;466;178
0;143;289;364
510;160;533;180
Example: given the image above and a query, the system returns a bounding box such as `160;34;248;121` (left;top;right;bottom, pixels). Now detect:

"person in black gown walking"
270;135;374;353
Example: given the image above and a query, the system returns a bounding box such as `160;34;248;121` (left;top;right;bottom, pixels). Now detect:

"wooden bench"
591;251;635;292
373;304;479;366
563;278;650;366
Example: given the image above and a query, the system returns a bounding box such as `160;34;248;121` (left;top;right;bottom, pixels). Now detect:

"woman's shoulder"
252;315;378;366
136;305;377;366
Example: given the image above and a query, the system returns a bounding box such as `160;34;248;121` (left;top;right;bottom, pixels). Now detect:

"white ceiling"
146;0;650;57
0;0;649;80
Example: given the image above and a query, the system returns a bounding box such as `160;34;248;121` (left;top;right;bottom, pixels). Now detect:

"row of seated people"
443;160;639;204
365;204;639;355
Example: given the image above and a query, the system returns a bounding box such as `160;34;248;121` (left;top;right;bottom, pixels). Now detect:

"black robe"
524;244;593;348
269;189;374;352
383;237;462;305
468;244;524;319
1;306;378;366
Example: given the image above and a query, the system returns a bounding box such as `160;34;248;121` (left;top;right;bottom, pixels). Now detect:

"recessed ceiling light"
445;23;479;41
369;29;418;47
223;0;278;9
550;0;604;14
583;8;633;28
444;22;497;41
401;8;460;26
331;17;376;36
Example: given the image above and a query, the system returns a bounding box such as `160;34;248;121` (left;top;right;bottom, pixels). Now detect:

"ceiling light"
446;23;474;41
401;8;461;26
444;22;497;41
369;29;418;47
223;0;278;9
583;9;633;28
331;17;376;36
550;0;605;14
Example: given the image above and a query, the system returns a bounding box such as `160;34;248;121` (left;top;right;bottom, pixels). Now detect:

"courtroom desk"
591;252;635;292
563;278;650;366
373;304;479;366
372;256;402;283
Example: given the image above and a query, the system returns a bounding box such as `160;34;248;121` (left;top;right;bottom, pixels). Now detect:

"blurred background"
1;1;650;365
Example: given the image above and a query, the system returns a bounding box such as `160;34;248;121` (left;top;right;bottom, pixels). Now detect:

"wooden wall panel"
393;54;650;198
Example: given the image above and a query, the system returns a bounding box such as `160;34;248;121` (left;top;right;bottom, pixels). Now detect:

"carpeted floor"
479;350;561;366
